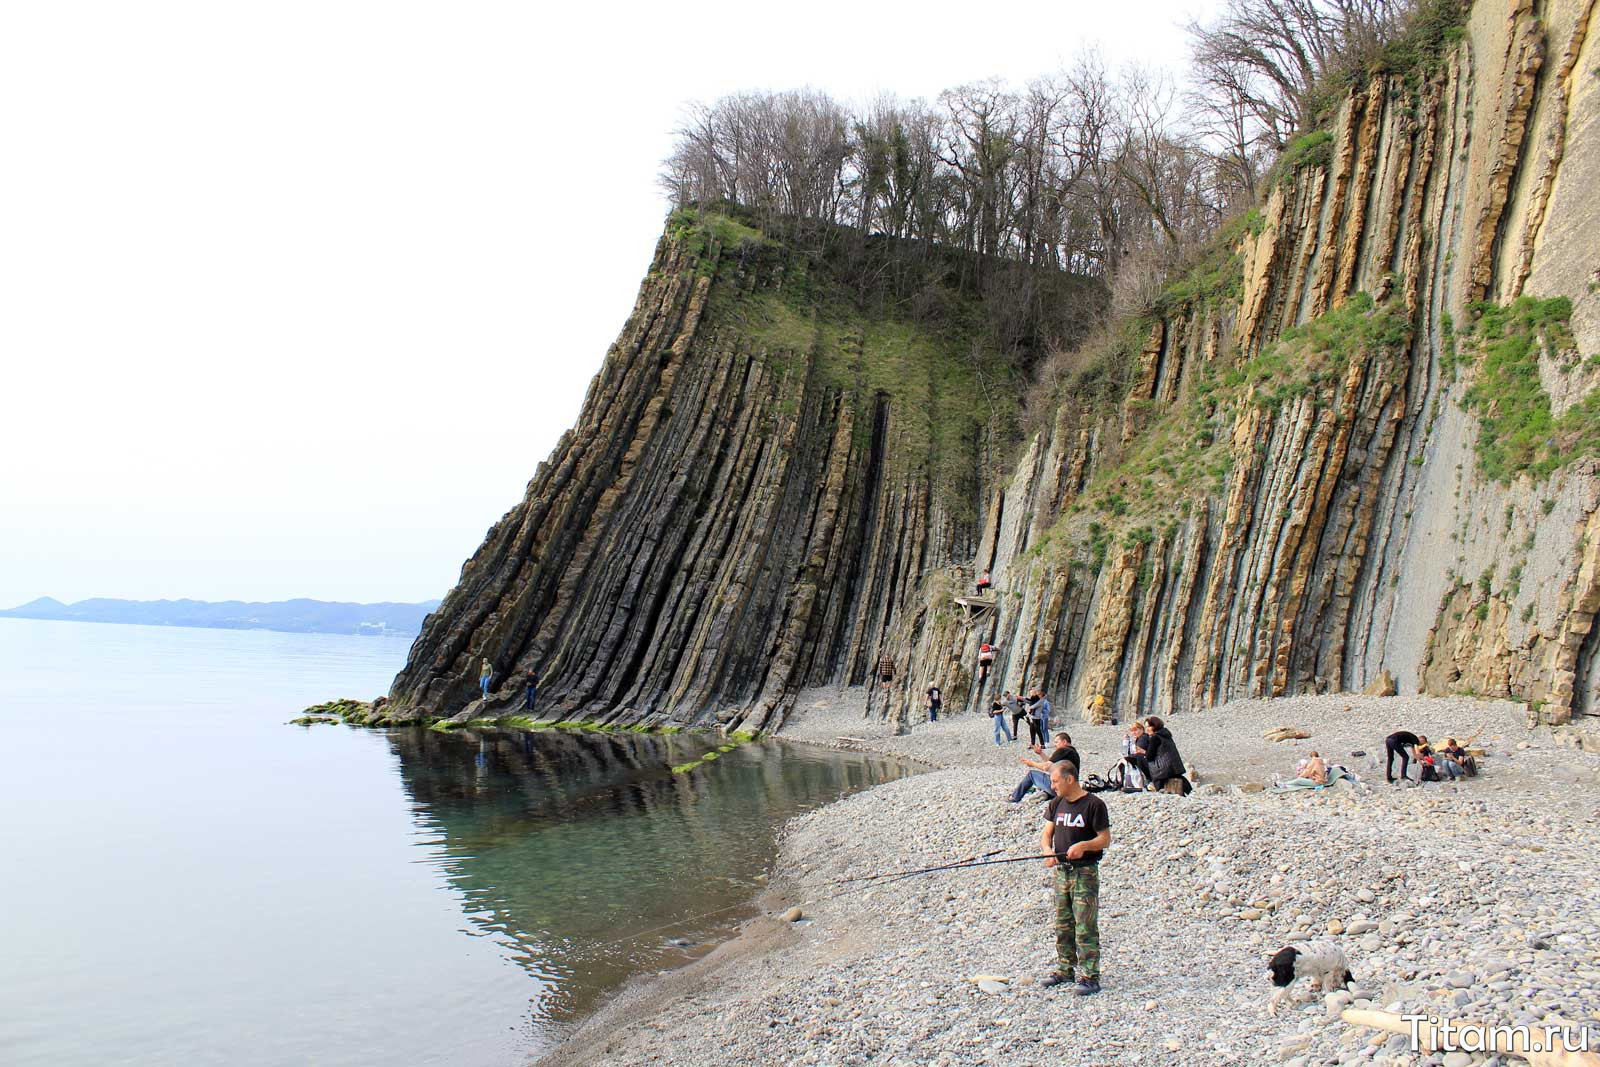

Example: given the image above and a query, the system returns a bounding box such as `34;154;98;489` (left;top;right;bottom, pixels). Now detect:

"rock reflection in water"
385;726;908;1031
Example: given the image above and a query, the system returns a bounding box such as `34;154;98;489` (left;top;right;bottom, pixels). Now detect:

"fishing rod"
580;849;1064;953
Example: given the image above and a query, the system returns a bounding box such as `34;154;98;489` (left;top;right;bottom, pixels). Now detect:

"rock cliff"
382;218;1094;730
387;0;1600;730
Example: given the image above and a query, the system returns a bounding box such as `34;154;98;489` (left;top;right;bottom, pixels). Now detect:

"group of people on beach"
1383;730;1478;783
977;688;1054;745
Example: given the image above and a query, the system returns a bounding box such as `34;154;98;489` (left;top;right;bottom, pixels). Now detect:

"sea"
0;617;908;1065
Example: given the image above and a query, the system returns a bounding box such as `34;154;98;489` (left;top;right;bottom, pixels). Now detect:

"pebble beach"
545;691;1600;1067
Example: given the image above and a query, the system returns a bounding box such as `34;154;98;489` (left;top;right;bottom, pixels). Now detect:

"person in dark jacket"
1385;730;1420;782
523;669;539;713
1134;716;1186;790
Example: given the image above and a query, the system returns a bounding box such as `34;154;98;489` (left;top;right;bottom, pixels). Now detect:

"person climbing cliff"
977;642;998;683
478;658;493;702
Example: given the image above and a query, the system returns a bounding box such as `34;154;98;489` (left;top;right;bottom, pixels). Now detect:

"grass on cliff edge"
1458;295;1598;483
674;208;1031;522
1029;291;1415;565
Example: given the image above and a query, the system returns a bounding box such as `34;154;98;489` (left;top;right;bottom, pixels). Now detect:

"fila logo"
1055;812;1086;827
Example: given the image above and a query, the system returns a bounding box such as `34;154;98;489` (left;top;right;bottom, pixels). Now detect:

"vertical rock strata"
384;233;1026;732
392;0;1600;730
883;0;1600;728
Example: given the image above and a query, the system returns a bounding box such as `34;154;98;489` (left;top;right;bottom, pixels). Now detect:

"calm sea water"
0;617;907;1065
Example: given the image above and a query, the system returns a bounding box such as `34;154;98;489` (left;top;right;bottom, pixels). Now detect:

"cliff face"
884;0;1600;728
384;221;1088;729
391;0;1600;731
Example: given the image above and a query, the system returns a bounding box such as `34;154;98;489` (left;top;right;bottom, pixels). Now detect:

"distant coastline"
0;596;441;637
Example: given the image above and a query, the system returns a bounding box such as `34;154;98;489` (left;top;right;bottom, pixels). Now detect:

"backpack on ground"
1105;758;1147;793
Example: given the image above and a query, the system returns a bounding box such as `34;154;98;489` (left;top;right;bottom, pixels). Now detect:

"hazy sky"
1;0;1208;607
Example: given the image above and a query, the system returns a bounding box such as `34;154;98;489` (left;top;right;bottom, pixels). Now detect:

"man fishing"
1039;760;1110;995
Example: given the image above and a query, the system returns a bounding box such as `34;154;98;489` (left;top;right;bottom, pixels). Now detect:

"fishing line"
579;849;1059;954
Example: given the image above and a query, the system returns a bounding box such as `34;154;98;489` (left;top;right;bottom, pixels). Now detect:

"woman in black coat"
1137;716;1186;788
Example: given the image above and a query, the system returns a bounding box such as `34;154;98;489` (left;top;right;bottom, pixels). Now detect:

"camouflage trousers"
1054;864;1101;980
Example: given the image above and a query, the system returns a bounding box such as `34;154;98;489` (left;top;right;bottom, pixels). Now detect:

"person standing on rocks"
1004;690;1026;742
478;658;493;702
1026;689;1051;747
1039;760;1110;995
927;685;943;722
523;669;539;714
1384;729;1421;782
989;696;1013;744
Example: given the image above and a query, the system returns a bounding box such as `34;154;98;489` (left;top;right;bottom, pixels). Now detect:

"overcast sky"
0;0;1209;608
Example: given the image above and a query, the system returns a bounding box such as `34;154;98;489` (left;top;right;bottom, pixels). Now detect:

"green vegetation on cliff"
1459;295;1597;483
673;207;1102;519
1230;291;1412;406
1035;292;1413;562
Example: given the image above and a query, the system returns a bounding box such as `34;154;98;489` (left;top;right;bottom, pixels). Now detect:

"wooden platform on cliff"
954;596;997;621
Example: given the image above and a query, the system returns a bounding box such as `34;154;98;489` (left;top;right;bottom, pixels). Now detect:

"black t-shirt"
1046;745;1081;774
1388;731;1419;748
928;687;942;705
1044;792;1110;866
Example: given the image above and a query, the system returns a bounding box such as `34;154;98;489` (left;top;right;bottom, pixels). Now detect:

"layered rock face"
392;0;1600;731
383;225;1069;730
885;0;1600;727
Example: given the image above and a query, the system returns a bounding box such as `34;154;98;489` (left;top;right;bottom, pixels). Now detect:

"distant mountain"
0;596;442;636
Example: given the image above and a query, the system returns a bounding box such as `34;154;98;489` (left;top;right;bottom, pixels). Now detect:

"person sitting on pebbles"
1129;715;1187;792
1415;734;1442;781
1296;751;1329;785
1009;732;1080;803
1278;750;1329;790
1111;721;1150;791
1438;737;1476;779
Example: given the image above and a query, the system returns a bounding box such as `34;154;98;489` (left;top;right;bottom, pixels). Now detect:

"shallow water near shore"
0;617;909;1065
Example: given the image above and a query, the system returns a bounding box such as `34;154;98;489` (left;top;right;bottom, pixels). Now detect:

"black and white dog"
1267;941;1354;1014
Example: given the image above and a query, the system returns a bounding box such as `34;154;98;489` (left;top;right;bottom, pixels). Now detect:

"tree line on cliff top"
661;0;1461;316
